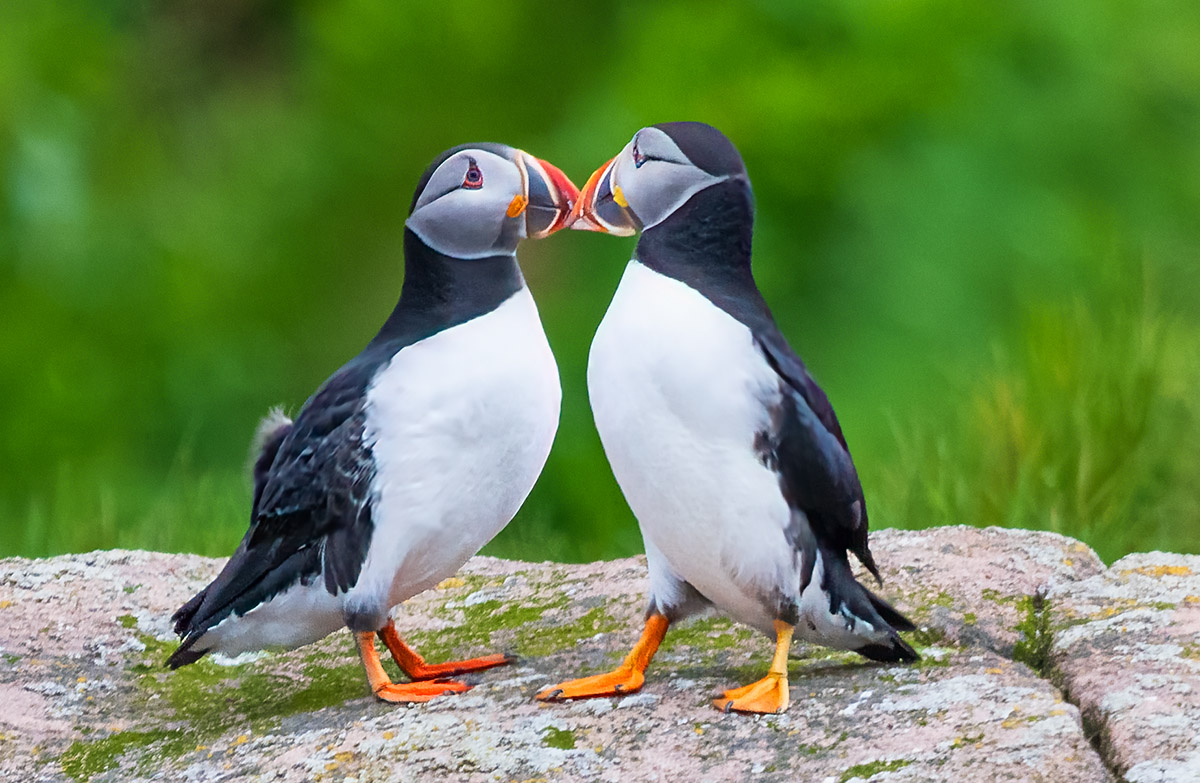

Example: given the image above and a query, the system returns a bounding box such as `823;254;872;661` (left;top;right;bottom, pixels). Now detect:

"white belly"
351;286;561;611
588;261;795;631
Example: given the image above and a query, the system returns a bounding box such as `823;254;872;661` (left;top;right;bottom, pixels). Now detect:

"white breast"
588;261;795;632
352;286;561;611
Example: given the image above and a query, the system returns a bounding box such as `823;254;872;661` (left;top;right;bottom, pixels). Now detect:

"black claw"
546;688;563;700
724;700;733;714
614;684;625;692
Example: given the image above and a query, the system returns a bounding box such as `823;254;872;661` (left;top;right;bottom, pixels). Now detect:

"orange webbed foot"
402;653;513;681
536;613;668;702
536;665;645;701
374;678;471;704
713;672;790;714
378;621;513;680
357;629;476;706
712;619;794;714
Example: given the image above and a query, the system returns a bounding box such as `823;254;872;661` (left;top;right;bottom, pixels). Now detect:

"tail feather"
853;585;920;663
165;635;208;669
166;408;296;671
170;587;208;637
168;587;213;669
820;546;919;664
857;634;919;663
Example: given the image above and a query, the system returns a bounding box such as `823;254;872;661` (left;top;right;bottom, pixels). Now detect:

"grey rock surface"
0;527;1187;782
1050;551;1200;783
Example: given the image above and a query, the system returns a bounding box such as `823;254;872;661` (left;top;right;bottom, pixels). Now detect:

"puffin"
168;143;578;704
537;122;917;715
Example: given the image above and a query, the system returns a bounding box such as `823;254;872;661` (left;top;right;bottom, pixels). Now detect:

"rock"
0;526;1187;782
1050;552;1200;783
870;527;1105;656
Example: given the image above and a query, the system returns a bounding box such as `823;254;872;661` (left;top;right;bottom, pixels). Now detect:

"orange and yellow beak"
567;156;640;236
521;155;580;239
568;156;616;232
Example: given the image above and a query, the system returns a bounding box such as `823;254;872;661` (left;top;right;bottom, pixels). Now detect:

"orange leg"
355;631;470;703
378;620;512;680
536;613;669;701
713;620;793;714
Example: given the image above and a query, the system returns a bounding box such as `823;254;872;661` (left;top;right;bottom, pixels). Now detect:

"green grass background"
3;1;1198;565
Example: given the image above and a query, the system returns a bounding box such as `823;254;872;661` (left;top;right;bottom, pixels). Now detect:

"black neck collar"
635;178;771;327
370;228;524;348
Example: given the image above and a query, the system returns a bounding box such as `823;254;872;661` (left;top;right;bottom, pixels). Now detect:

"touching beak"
521;153;580;239
567;156;640;236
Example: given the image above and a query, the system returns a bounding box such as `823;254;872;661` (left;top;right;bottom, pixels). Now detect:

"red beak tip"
534;158;580;207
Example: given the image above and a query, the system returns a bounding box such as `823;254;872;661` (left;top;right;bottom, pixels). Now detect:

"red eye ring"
463;162;483;189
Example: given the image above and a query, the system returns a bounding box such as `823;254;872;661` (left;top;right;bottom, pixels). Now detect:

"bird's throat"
372;229;524;348
634;178;759;313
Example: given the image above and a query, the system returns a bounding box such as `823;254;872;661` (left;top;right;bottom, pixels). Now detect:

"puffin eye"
463;162;483;189
632;140;647;168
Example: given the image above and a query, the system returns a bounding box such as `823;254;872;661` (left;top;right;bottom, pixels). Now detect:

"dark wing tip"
856;635;920;663
866;589;917;633
895;635;920;661
856;545;882;585
165;637;207;669
170;588;208;637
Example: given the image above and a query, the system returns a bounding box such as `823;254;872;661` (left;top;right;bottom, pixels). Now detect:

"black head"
651;122;747;178
569;122;750;235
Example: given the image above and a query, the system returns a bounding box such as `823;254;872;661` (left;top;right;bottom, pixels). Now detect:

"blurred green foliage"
2;0;1198;565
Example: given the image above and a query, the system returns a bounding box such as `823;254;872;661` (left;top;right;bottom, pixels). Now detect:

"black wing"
168;362;378;666
246;364;377;598
754;326;880;582
754;324;916;658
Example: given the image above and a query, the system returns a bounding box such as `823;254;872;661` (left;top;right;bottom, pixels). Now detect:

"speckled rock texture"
1049;552;1200;783
0;526;1188;782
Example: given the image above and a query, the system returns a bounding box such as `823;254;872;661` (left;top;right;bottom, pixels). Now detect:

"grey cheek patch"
420;183;460;209
407;195;504;259
493;215;523;250
405;149;524;258
621;160;727;232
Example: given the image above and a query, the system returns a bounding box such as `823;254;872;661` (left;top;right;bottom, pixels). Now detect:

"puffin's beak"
521;154;580;239
567;157;640;236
